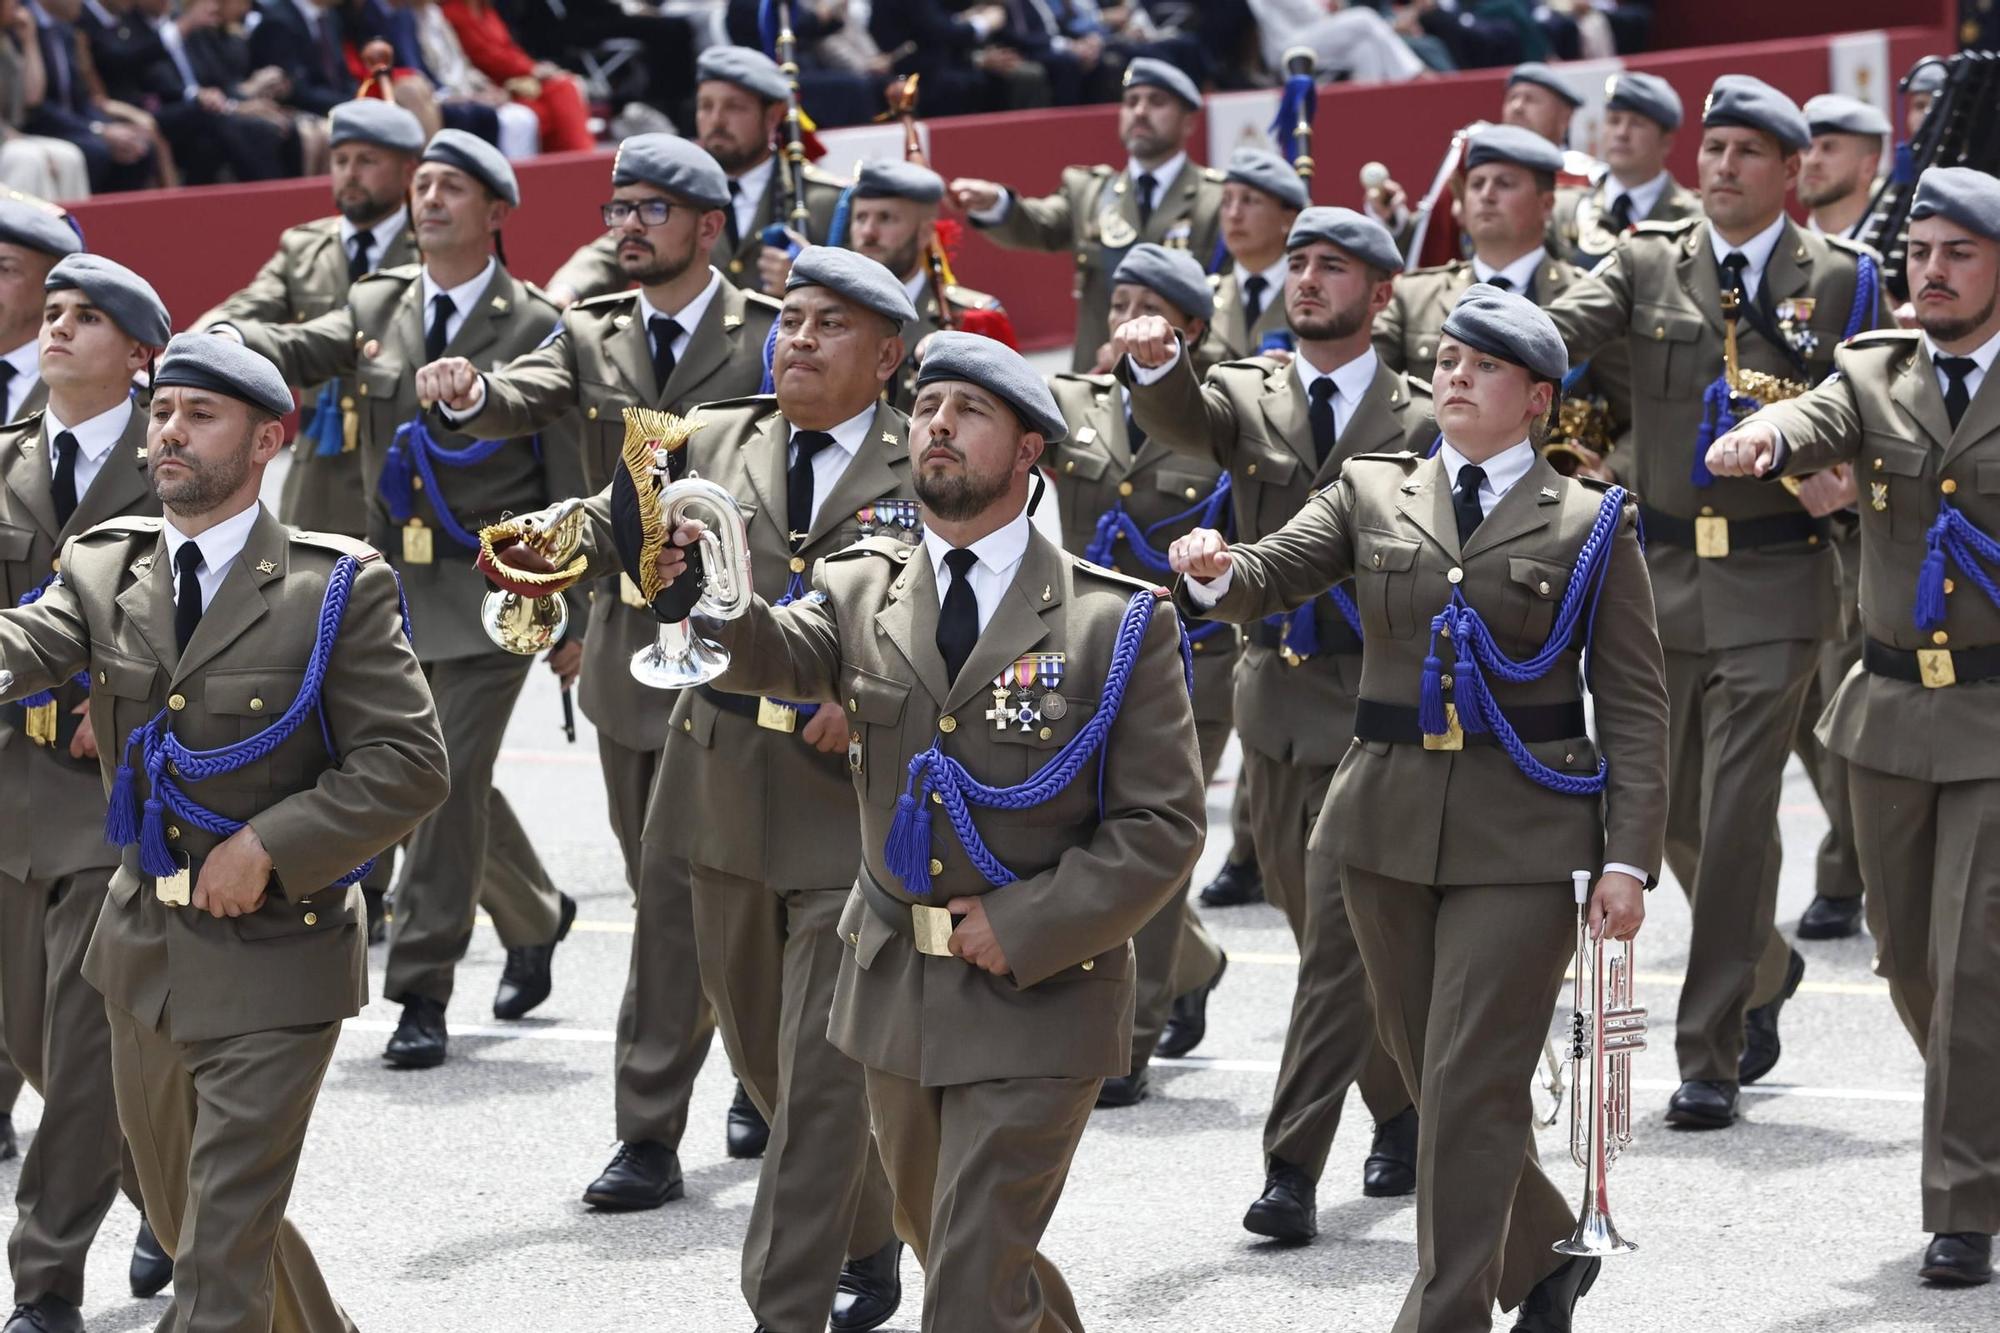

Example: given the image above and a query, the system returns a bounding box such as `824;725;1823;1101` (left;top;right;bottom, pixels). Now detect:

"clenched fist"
1168;527;1232;581
1702;422;1782;478
1108;315;1178;370
415;357;483;413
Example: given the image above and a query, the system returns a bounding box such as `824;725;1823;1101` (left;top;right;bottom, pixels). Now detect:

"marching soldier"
547;46;845;306
1210;148;1306;359
1114;207;1428;1241
0;201;81;425
1044;242;1228;1101
1543;75;1890;1126
1169;283;1668;1333
1550;72;1699;266
0;333;449;1333
416;134;777;1209
950;58;1225;373
1707;165;2000;1288
1801;95;1889;242
213;130;589;1069
0;255;166;1333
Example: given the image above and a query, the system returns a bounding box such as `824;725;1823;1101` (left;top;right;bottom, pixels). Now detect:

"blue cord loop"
1916;501;2000;630
1415;486;1627;795
15;572;90;714
305;383;346;457
379;418;516;552
1084;473;1233;642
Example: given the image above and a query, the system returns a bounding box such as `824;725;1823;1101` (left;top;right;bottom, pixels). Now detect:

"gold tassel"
619;407;703;603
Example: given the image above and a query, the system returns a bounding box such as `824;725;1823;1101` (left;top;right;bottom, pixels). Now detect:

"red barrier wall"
1650;3;1951;50
67;24;1952;353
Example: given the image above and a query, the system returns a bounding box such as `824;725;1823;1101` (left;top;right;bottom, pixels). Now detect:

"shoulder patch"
289;530;380;561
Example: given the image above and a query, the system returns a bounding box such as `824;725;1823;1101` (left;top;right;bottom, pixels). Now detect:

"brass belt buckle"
1423;703;1465;751
756;698;798;732
1917;648;1957;689
154;851;192;907
1693;515;1729;559
402;518;434;565
911;904;955;956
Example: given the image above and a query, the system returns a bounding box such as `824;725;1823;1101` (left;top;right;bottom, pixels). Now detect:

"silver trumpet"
630;475;754;689
1555;869;1646;1258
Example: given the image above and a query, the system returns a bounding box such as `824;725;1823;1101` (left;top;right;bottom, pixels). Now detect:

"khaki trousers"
1127;715;1229;1073
106;1002;354;1333
384;652;564;1006
1227;754;1256;864
1662;640;1817;1080
1344;868;1578;1331
690;867;896;1331
1792;604;1865;904
1850;765;2000;1233
865;1068;1097;1333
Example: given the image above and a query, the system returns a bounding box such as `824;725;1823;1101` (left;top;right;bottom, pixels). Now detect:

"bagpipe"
1856;51;2000;302
758;0;822;248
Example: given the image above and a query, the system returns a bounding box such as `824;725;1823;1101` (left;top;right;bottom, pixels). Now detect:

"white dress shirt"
1472;247;1546;297
732;157;777;243
340;207;409;276
1706;212;1788;303
164;501;263;614
1293;346;1381;442
421;258;498;350
1926;324;2000;402
1605;170;1670;226
922;500;1033;634
44;397;132;507
790;404;872;530
0;340;41;422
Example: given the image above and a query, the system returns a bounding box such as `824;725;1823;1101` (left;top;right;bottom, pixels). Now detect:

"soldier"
1044;242;1228;1102
1549;72;1700;269
1169;283;1668;1333
1706;164;2000;1288
212;130;589;1069
0;201;82;426
1113;207;1429;1241
1501;62;1599;184
1209;147;1306;359
950;57;1224;372
1543;75;1891;1126
416;133;777;1209
1904;58;1947;140
0;332;448;1333
0;255;166;1333
1801;95;1890;241
546;46;845;306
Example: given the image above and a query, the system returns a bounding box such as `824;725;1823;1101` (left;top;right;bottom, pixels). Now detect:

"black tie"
1938;356;1977;431
1308;377;1338;467
788;429;835;543
937;547;980;684
649;316;683;395
1720;251;1750;304
426;294;455;362
1125;410;1147;453
1487;275;1513;293
1241;274;1267;330
174;542;204;653
1453;463;1487;548
725;180;743;255
348;229;374;283
50;430;79;529
1608;192;1634;233
0;361;16;421
1135;173;1157;233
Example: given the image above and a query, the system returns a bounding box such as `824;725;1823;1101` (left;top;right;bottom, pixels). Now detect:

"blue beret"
1702;75;1809;153
422;129;519;206
45;254;168;346
915;331;1067;444
0;199;80;259
854;160;944;204
162;334;294;417
1225;146;1308;211
1122;57;1200;110
1805;94;1891;139
1910;166;2000;242
612;133;729;210
1111;243;1212;323
1906;59;1948;97
1604;71;1682;131
1507;62;1580;109
329;99;425;154
1286;206;1403;273
696;46;790;103
784;245;918;327
1465;125;1564;176
1441;283;1567;383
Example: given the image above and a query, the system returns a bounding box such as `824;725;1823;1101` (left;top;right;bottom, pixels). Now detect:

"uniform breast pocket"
1863;434;1930;541
985;695;1099;812
0;523;34;565
203;667;312;788
1635;305;1706;399
1155;466;1218;511
91;651;156;754
841;666;911;805
1240;449;1300;535
356;363;405;442
1507;556;1571;647
1355;528;1421;638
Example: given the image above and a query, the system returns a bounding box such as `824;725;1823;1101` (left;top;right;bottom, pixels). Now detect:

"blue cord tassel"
883;788;934;898
828;184;855;249
1206;233;1228;276
137;796;178;878
378;436;416;521
1418;640;1448;736
103;759;138;847
1282;600;1319;658
1692;378;1735;488
1084;508;1121;567
1269;73;1317;164
1916;539;1949;630
306;383;344;457
1454;642;1485;732
757;0;779;58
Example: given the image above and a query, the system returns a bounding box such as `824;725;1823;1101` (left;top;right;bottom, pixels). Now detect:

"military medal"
985;686;1018;732
1006;658;1041;733
402;518;434;565
876;499;921;538
848;729;864;775
1034;653;1067;723
155;851;192;907
856;505;878;537
1776;298;1820;359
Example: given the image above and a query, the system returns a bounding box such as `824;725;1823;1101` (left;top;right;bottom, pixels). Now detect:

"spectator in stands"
0;0;91;197
1501;60;1578;145
870;2;1053;116
507;0;696;130
723;0;880;126
20;0;159;191
435;0;590;151
1250;0;1425;84
250;0;354;114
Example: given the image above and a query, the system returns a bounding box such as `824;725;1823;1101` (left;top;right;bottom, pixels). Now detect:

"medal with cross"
985;686;1020;732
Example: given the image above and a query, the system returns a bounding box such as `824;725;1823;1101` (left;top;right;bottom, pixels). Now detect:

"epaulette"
571;289;639;313
742;289;783;315
1069;555;1157;595
1571;473;1616;493
1212;355;1282;378
290;530;380;562
694;393;779;418
0;409;45;437
1202;167;1226;183
1051;371;1117;390
826;536;915;563
1845;328;1922;349
1088;164;1114;177
355;263;420;286
1345;451;1423;472
804;164;849;189
78;515;163;541
1822;231;1884;264
1404;258;1470;280
1395;375;1433;405
518;280;562;313
943;283;1001;311
1633;217;1700;237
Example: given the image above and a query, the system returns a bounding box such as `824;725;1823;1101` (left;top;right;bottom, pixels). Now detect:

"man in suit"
418;134;779;1211
950;57;1224;371
21;0;158;193
1209;147;1303;360
0;331;448;1333
0;200;78;425
1114;206;1428;1242
213;130;587;1068
248;0;350;115
1549;72;1699;273
1543;76;1891;1127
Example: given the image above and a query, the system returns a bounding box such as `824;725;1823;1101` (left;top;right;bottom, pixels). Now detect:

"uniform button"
1807;534;1820;546
1192;639;1204;653
166;825;180;841
303;912;318;926
1064;460;1076;474
1183;487;1198;500
1700;505;1715;517
1372;552;1382;568
96;670;107;685
681;718;692;732
1246;463;1258;476
1933;630;1950;645
1418;344;1430;358
1872;457;1885;471
1118;481;1134;496
1447;567;1463;584
1440;673;1453;688
340;396;354;410
1942;479;1958;495
939;714;958;733
1080;959;1094;971
931;791;943;805
1653;326;1665;340
849;931;859;945
358;382;368;396
928;858;943;875
789;557;806;573
1537;580;1551;595
1945;578;1957;594
249;697;264;711
587;406;598;420
167;693;185;711
1039;726;1052;740
849;698;859;710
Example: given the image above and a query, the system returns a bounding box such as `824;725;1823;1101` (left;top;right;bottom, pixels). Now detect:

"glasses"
600;199;684;227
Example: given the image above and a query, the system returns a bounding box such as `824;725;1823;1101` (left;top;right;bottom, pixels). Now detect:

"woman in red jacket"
436;0;592;151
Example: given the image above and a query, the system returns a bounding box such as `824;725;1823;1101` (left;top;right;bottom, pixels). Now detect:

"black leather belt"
1639;505;1829;554
858;869;962;956
1353;698;1588;745
694;682;761;720
1246;613;1362;657
1864;638;2000;687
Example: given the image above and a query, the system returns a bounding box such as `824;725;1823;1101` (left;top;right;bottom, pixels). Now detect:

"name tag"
402;519;434;565
155;852;192;907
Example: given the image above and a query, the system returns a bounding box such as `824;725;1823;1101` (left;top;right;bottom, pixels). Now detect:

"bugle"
1556;870;1646;1259
476;498;591;655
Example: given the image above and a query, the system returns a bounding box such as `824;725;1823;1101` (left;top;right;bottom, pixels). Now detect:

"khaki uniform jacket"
1542;215;1885;651
709;530;1204;1084
1178;452;1668;886
0;406;157;881
1045;372;1235;724
979;162;1225;371
234;262;588;663
1123;346;1436;766
8;379;48;424
195;215;420;536
1549;173;1701;268
0;507;449;1041
457;276;779;750
1208;269;1291;360
887;282;1005;413
576;395;919;889
1756;329;2000;784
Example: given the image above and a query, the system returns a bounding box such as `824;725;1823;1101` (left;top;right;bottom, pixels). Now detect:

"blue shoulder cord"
1084;473;1234;643
378;418;523;552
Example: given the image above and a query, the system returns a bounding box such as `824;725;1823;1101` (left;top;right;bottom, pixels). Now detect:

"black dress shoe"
1739;948;1805;1085
1158;950;1227;1059
383;997;449;1069
1798;893;1864;940
130;1214;172;1297
1920;1232;1994;1285
1510;1255;1600;1331
829;1238;904;1332
1095;1068;1149;1108
2;1297;83;1333
0;1113;14;1162
1243;1157;1317;1243
582;1141;684;1211
726;1080;769;1160
363;887;389;946
1362;1106;1418;1197
1664;1078;1739;1129
1198;859;1264;908
494;891;577;1020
